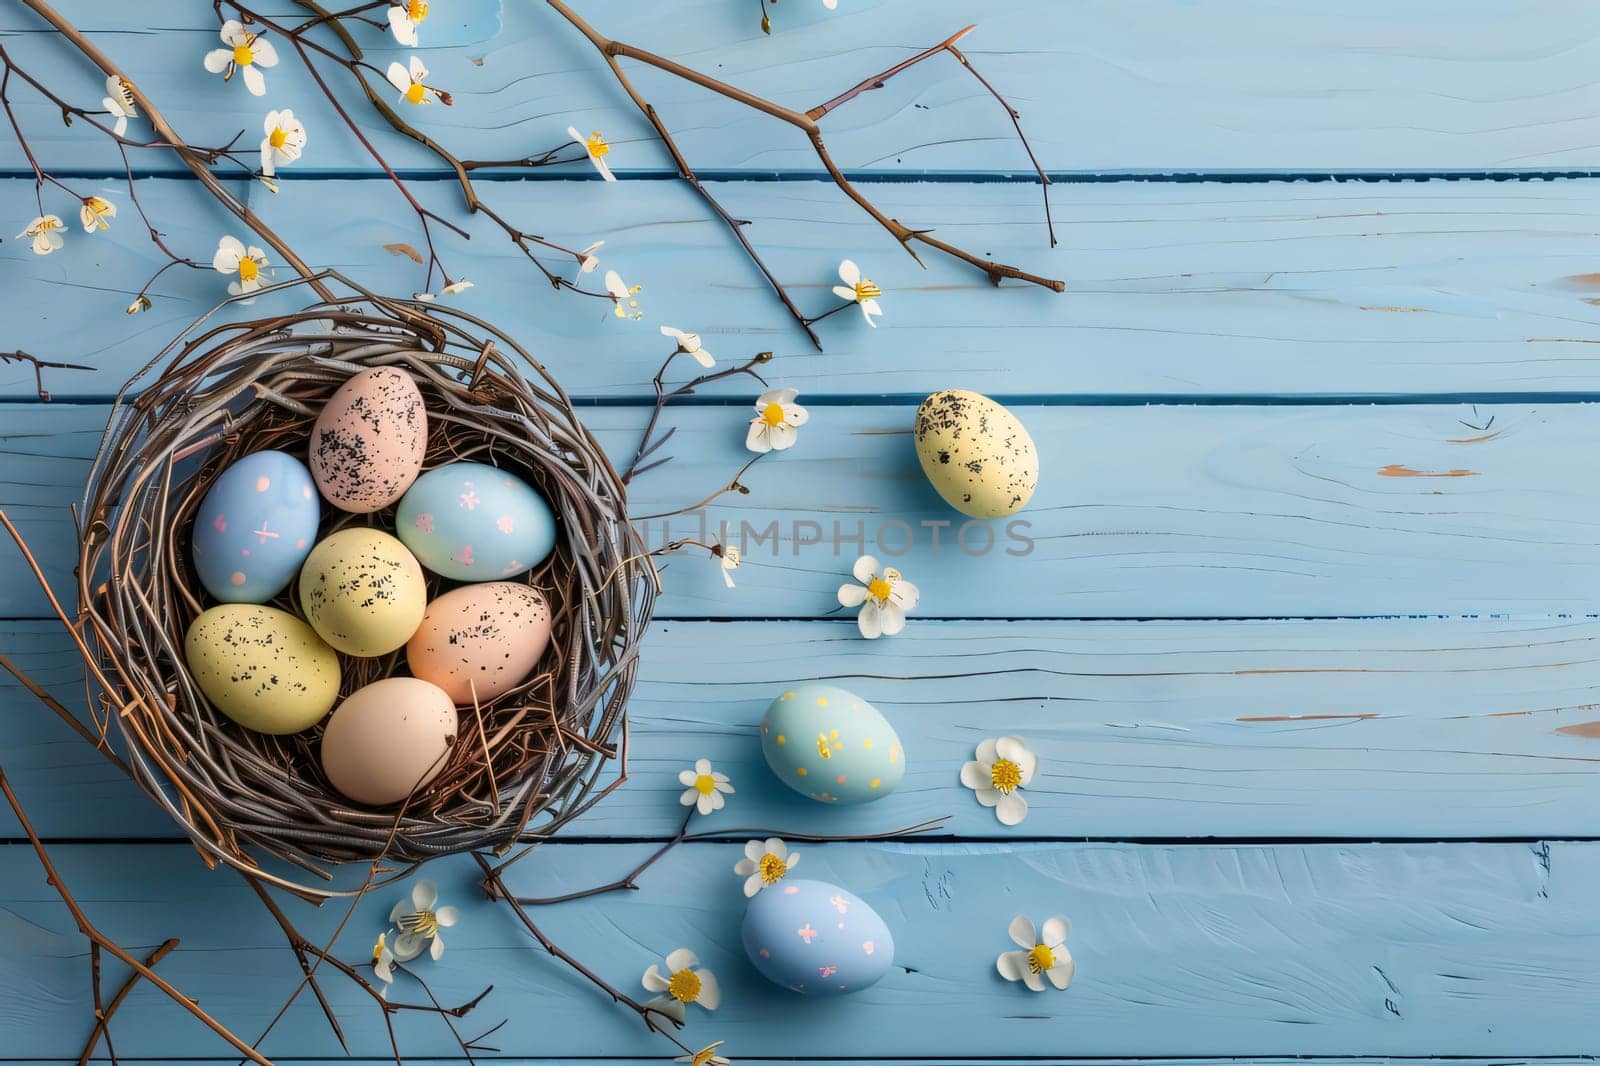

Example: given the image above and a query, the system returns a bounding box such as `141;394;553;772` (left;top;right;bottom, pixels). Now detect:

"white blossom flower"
961;736;1036;826
745;387;808;453
836;554;919;639
386;56;437;106
372;932;396;998
387;0;429;46
260;109;306;177
567;125;617;181
677;757;733;815
414;280;475;301
575;240;604;278
203;20;279;97
604;269;643;319
102;75;137;137
831;258;884;327
389;880;459;962
718;543;740;588
660;326;715;368
733;838;799;898
676;1042;730;1066
79;196;116;233
126;294;152;315
19;215;65;256
213;234;269;296
997;915;1073;992
642;948;720;1024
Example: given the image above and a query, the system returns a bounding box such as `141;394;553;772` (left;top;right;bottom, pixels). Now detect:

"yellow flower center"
990;757;1022;794
1027;944;1055;974
37;217;60;233
693;773;717;796
232;43;255;66
758;853;788;884
268;127;288;149
407;0;429;20
761;402;786;427
111;78;136;111
667;968;701;1003
398;909;439;939
237;257;260;282
866;576;893;602
853;279;881;302
586;131;611;159
372;935;387;963
404;81;427;105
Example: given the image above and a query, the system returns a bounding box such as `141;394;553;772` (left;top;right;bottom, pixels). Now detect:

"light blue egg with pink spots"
396;461;556;582
742;878;894;996
191;450;321;604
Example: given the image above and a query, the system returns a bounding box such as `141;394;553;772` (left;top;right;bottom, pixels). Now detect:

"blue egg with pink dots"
191;450;321;604
396;461;556;582
742;879;894;996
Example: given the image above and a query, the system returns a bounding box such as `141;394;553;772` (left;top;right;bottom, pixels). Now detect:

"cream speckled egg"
184;604;340;734
407;583;553;705
320;677;457;806
913;389;1038;519
299;528;426;656
309;367;428;513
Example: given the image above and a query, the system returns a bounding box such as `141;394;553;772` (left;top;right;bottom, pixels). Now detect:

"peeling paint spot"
1561;272;1600;288
1358;305;1428;313
1377;464;1479;478
1555;720;1600;738
1446;432;1500;445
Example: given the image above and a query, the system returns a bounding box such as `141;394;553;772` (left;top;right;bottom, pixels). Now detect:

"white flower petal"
251;38;279;67
831;284;856;302
391;931;427;962
679;787;700;807
696;969;721;1010
745;420;772;453
743;839;764;862
857;602;883;639
744;872;763;897
858;301;879;326
647;996;686;1025
996;949;1029;982
409;55;428;80
975;737;1000;765
997;791;1029;826
434;906;459;928
642;964;669;992
889;579;919;610
1041;915;1070;948
838;258;861;285
782;404;809;427
838;583;869;608
767;838;787;861
766;422;797;451
694;758;711;776
1021;968;1046;992
1008;914;1036;949
241;64;266;96
959;760;990;791
997;736;1038;784
678;769;698;787
1047;954;1075;990
665;948;699;973
973;787;1002;809
852;555;879;584
204;48;232;74
411;880;437;911
429;934;446;961
877;601;906;636
386;61;412;94
219;20;248;45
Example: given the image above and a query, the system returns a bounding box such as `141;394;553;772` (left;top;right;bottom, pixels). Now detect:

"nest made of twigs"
73;273;653;896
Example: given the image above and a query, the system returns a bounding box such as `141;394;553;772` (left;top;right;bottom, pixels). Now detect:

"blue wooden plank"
7;1;1600;175
3;401;1600;620
11;177;1600;403
0;840;1593;1058
6;617;1600;842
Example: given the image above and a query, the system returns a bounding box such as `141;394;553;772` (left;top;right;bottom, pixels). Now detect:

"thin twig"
623;349;771;483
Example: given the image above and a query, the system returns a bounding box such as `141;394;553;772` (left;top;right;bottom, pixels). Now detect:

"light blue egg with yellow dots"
759;683;904;805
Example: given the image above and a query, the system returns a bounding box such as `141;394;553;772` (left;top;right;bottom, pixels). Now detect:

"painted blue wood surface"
1;841;1595;1058
7;1;1600;175
13;177;1600;402
1;1;1598;1062
6;617;1600;841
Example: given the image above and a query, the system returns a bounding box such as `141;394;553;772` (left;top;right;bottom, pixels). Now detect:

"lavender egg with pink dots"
191;450;321;604
396;461;556;583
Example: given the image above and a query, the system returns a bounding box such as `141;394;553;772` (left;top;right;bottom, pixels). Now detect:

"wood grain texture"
0;840;1593;1058
1;401;1598;620
5;617;1600;841
13;177;1600;401
7;0;1600;175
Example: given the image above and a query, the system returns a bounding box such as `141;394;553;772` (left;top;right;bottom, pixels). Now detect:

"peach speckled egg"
320;677;457;806
407;583;552;706
309;367;428;513
299;528;427;657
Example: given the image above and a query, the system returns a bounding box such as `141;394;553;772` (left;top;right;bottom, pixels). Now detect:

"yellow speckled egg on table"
309;367;428;513
299;527;427;656
184;604;341;734
913;389;1038;518
407;582;553;705
320;677;458;806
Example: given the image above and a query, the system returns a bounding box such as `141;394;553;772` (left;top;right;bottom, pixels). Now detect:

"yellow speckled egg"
299;528;426;657
913;389;1038;518
321;677;458;806
407;583;553;705
184;604;340;734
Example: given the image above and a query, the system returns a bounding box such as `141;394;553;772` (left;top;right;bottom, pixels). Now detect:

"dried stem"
0;350;91;402
623;349;771;483
78;938;179;1066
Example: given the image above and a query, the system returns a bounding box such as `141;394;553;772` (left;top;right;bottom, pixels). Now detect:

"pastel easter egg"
184;604;340;734
742;879;893;996
396;462;556;582
407;582;553;705
320;677;457;806
913;389;1038;519
309;367;428;513
760;683;904;805
190;450;320;604
299;528;427;657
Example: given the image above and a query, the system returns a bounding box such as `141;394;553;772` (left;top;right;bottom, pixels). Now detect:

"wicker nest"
74;275;653;896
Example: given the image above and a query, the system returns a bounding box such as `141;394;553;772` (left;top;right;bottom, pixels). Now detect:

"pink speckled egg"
309;367;428;513
407;583;553;706
321;677;457;806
